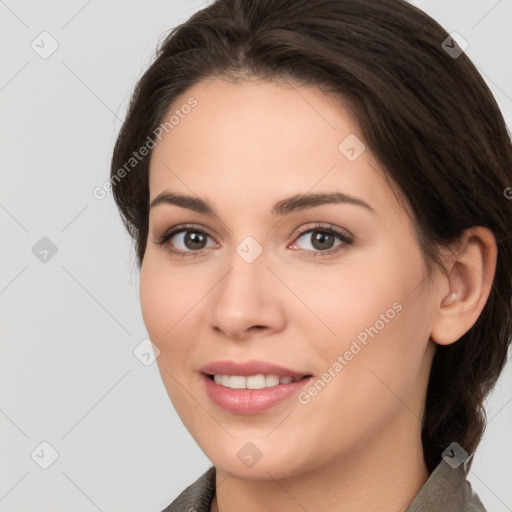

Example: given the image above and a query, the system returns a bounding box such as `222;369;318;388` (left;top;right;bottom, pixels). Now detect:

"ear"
430;226;497;346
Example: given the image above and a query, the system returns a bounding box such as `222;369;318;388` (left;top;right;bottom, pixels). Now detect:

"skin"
139;76;496;512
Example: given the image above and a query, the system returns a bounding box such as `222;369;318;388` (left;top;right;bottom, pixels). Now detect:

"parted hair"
110;0;512;473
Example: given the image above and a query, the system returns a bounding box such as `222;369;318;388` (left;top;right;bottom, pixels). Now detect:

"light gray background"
0;1;511;511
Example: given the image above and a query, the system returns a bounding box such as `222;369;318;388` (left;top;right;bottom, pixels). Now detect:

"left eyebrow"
149;191;376;216
272;191;376;216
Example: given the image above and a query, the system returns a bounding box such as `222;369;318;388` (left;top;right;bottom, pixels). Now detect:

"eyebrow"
149;190;376;216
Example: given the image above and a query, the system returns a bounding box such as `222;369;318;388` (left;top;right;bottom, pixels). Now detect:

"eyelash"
154;223;354;259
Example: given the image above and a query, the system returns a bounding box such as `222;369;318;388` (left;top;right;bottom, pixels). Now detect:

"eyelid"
292;223;353;243
157;223;215;242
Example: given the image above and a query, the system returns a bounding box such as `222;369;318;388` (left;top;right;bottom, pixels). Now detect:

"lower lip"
201;374;313;414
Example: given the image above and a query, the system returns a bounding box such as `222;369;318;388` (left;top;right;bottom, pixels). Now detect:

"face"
140;77;440;480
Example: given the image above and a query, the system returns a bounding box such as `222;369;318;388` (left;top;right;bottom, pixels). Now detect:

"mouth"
200;372;314;414
198;359;314;413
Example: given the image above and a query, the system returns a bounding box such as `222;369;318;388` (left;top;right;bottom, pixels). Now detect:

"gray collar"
406;460;486;511
163;459;486;512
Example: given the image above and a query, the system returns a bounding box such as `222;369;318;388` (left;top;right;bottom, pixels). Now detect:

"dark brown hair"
110;0;512;473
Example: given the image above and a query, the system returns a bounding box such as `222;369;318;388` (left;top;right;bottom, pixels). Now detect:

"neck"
211;423;429;512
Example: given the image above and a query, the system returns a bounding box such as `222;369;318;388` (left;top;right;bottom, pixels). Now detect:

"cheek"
287;258;411;345
139;252;221;400
139;255;204;413
139;256;169;341
139;253;201;342
337;261;431;404
296;243;431;382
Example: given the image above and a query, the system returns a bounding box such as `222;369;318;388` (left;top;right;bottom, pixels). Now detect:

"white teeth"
230;376;247;389
212;374;299;389
247;374;266;389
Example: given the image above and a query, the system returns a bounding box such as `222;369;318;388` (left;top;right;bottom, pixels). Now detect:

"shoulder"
160;466;216;512
406;460;487;512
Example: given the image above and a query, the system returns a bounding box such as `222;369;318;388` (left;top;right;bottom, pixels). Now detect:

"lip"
199;359;310;379
199;359;314;415
201;373;313;414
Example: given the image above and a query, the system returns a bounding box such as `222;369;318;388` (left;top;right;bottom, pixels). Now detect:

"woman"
110;0;512;510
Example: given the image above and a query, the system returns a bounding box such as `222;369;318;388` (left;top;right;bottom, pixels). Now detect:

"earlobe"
430;227;497;346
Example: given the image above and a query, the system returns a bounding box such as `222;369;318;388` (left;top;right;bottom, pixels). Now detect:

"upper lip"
200;360;312;378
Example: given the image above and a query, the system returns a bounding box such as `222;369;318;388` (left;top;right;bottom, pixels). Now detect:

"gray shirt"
161;459;486;511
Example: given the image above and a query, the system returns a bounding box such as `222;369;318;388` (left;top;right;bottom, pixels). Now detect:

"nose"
206;247;286;340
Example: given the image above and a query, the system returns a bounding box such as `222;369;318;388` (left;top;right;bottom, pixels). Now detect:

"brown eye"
309;230;337;251
156;225;217;257
179;230;208;250
291;225;354;257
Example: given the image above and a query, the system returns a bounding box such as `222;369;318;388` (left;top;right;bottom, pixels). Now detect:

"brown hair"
110;0;512;473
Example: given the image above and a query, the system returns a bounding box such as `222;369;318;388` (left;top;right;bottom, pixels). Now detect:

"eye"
290;224;353;257
155;224;217;257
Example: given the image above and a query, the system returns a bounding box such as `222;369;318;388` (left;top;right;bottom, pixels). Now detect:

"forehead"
148;77;400;218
